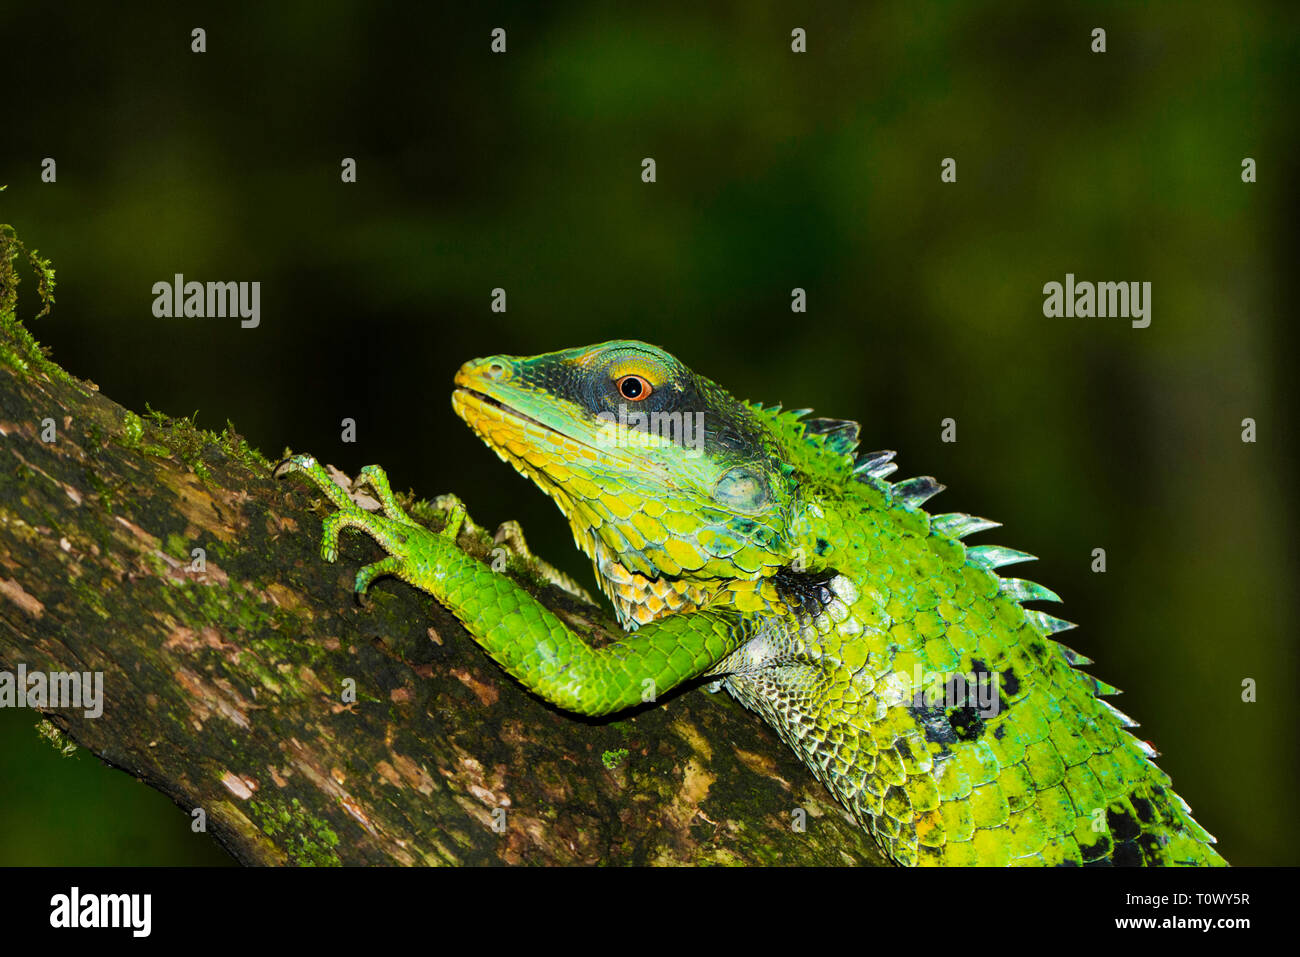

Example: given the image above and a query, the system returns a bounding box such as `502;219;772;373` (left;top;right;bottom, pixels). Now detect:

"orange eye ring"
615;374;653;401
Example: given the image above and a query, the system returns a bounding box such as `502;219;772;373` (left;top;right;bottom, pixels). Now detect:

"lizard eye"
615;374;652;401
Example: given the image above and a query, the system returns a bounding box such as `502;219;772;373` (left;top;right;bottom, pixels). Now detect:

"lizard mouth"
453;388;554;433
452;387;617;461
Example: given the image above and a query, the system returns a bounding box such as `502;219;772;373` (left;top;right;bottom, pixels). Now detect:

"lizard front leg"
275;455;755;716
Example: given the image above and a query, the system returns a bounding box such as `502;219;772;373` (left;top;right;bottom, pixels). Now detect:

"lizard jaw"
451;384;653;475
452;386;551;434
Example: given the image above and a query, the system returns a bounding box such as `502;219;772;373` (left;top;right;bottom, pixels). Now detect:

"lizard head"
452;340;798;617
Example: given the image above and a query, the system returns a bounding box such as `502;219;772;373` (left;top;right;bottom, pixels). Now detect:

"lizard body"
278;340;1225;866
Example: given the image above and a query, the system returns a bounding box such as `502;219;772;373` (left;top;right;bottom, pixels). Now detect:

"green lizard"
276;340;1226;866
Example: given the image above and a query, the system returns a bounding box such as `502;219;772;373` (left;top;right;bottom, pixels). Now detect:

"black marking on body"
1107;804;1142;843
1080;835;1112;863
1137;832;1166;864
772;566;841;622
910;670;990;744
1000;667;1021;698
912;705;959;746
1130;794;1157;825
967;656;1013;722
990;666;1021;717
1023;638;1050;665
1111;841;1143;866
946;706;986;741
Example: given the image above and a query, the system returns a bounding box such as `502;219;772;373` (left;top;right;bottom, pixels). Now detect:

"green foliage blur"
1;1;1295;865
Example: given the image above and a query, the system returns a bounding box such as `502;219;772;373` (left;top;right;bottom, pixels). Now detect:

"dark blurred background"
0;1;1295;865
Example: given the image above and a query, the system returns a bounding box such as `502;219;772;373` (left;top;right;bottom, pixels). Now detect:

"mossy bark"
0;225;887;866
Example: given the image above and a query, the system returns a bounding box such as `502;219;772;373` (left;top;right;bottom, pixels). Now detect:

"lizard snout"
455;355;514;389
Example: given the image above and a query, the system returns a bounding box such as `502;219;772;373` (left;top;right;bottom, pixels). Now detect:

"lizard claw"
354;464;416;525
438;498;467;541
354;555;404;604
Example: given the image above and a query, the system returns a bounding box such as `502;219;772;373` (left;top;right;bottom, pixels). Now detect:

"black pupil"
620;377;643;399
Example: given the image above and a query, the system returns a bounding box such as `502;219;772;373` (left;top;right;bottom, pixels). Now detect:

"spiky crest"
747;400;1129;722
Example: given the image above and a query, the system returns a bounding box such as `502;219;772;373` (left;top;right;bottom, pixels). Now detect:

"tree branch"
0;225;885;865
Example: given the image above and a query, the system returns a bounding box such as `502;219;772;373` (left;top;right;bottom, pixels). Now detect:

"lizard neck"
587;538;715;630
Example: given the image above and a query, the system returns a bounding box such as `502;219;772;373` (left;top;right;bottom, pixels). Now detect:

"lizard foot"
276;454;446;600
